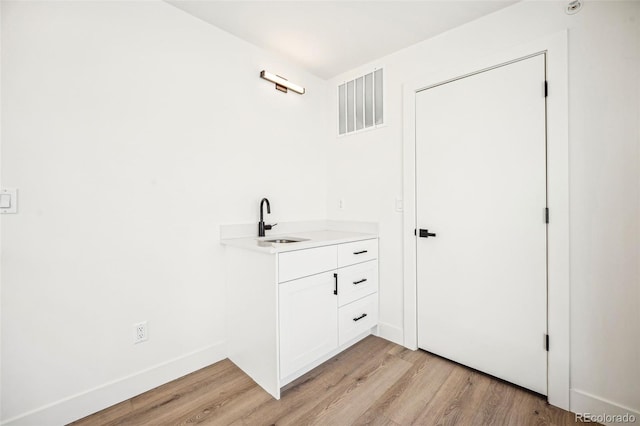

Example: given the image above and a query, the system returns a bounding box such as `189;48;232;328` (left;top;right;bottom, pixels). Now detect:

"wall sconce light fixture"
260;70;305;95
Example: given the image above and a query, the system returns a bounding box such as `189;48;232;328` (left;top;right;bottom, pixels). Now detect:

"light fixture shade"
260;70;305;95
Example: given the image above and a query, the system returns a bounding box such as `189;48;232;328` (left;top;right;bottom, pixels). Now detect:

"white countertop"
220;229;378;254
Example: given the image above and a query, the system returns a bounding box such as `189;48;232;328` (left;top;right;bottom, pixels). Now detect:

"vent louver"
338;68;384;136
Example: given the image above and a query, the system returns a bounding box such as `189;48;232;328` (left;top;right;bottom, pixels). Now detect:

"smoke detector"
566;0;582;15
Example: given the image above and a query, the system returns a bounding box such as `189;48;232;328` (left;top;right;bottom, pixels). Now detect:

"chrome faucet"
258;198;277;237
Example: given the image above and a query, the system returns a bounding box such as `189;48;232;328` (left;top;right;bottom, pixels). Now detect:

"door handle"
333;273;338;295
418;229;437;238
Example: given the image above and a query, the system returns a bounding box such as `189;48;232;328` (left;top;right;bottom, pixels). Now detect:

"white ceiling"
167;1;519;79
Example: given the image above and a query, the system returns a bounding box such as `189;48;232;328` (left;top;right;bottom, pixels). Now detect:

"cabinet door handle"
353;278;367;285
333;273;338;295
353;313;368;322
353;250;368;255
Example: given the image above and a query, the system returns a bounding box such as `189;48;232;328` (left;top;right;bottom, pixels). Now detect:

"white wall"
0;1;327;423
327;0;640;416
0;1;3;423
3;0;639;423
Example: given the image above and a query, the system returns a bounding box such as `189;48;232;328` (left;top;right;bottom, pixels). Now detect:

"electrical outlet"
134;321;148;344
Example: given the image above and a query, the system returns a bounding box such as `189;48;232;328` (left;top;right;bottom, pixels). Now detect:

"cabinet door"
279;271;338;380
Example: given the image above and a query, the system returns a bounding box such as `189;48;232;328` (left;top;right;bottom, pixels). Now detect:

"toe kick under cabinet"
225;237;378;399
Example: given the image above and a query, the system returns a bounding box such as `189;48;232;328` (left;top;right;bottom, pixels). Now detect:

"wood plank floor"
71;336;586;425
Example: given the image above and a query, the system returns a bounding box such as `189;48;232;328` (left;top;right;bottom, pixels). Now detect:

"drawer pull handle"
353;278;367;285
353;250;368;255
353;313;368;322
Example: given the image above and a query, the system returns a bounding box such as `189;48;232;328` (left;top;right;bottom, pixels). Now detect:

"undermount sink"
261;237;309;244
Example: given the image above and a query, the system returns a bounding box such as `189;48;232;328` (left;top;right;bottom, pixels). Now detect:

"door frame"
402;31;569;410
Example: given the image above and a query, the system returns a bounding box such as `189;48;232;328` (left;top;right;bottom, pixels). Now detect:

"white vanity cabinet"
224;235;378;399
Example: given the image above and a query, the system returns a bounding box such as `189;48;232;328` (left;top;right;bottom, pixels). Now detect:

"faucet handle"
265;223;278;230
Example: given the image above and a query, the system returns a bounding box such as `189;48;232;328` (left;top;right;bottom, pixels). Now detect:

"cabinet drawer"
337;239;378;267
337;260;378;307
338;293;378;346
278;245;337;283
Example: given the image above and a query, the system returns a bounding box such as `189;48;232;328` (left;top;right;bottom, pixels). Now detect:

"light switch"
395;197;404;212
0;194;10;208
0;189;17;214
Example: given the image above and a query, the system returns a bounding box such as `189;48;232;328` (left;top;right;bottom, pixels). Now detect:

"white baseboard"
377;322;404;346
571;389;640;425
2;341;227;426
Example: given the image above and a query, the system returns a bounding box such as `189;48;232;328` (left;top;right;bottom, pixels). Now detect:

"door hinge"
545;334;550;351
545;207;550;224
544;81;548;97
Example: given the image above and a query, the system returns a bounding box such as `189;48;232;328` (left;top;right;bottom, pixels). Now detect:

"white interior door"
415;54;548;395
